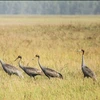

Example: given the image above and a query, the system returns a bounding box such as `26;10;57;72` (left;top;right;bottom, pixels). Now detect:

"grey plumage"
81;49;97;81
35;55;63;79
14;56;43;79
0;59;23;77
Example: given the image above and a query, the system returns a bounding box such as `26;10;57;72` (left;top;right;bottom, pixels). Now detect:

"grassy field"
0;15;100;100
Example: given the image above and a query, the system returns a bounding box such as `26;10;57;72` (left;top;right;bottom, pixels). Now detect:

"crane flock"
14;55;43;80
0;49;97;83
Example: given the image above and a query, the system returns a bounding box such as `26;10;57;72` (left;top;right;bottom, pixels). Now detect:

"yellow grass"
0;15;100;100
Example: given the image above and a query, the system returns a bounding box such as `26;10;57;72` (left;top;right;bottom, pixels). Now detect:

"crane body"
0;59;23;77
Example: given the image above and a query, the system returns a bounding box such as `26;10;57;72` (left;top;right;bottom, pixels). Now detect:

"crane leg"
82;77;85;85
34;77;36;81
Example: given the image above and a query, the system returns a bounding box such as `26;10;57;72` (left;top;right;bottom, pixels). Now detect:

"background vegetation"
0;16;100;100
0;1;100;15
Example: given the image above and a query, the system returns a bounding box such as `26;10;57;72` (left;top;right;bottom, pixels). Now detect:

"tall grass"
0;15;100;100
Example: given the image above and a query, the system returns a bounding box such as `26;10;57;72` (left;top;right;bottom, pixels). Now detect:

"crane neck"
0;59;5;67
81;54;85;67
37;57;43;70
18;58;23;69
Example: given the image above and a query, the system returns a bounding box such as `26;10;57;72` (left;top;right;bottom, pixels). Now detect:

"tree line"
0;1;100;15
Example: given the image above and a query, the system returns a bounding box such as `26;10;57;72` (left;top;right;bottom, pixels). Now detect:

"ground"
0;15;100;100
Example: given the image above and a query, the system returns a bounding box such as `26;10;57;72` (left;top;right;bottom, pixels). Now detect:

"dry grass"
0;15;100;100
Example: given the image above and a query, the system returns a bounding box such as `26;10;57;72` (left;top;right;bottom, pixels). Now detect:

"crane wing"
3;64;20;74
4;64;18;70
44;68;60;77
23;67;41;74
83;66;95;78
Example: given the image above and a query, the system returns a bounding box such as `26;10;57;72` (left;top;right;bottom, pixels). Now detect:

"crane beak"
14;57;19;61
77;49;81;52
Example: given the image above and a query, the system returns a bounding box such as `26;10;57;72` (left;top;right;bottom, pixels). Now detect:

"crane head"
14;55;22;61
81;49;84;54
35;55;40;58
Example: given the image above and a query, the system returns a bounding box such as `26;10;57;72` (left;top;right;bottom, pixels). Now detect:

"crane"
35;55;63;79
81;49;97;82
0;59;23;77
14;56;43;79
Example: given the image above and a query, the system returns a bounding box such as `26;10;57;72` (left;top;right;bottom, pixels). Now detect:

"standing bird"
14;56;43;79
0;59;23;77
81;49;97;82
35;55;63;79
